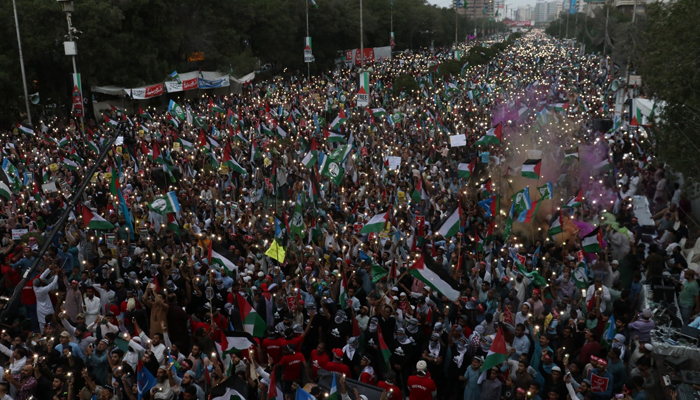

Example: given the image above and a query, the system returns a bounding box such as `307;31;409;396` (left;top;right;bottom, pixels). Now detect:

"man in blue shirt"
11;247;34;272
55;331;85;360
588;358;613;400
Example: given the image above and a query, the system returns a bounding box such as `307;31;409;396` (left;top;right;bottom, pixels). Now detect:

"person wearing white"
83;288;102;325
0;336;26;375
33;268;59;332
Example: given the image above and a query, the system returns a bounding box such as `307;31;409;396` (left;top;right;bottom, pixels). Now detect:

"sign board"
343;46;392;66
450;134;467;147
304;37;314;63
130;84;164;100
357;72;370;107
385;156;401;170
11;229;28;241
504;20;534;27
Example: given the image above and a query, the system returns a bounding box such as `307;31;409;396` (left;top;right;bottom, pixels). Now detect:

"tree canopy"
0;0;505;126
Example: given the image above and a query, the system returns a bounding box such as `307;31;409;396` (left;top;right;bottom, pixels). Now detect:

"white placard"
450;134;467;147
11;229;28;241
385;156;402;170
42;182;58;193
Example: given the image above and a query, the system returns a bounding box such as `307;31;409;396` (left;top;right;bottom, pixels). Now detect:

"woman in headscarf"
467;324;485;360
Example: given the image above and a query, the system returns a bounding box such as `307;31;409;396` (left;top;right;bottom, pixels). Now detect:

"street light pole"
360;0;364;67
62;1;83;129
455;1;459;45
306;0;310;80
11;0;32;126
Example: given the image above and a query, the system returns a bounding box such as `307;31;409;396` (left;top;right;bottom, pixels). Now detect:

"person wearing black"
324;309;351;354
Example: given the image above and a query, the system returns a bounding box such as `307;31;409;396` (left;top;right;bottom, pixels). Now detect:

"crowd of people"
0;30;691;400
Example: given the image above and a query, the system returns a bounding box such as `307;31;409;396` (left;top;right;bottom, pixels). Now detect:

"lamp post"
59;0;84;129
11;0;32;126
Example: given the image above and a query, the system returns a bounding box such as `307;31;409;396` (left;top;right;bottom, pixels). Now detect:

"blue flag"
137;362;157;400
295;388;315;400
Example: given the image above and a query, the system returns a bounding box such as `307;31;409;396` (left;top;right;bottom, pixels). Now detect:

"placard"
11;229;28;241
385;156;401;170
286;296;297;313
49;163;59;173
449;134;467;147
104;233;117;249
42;182;58;193
139;229;149;239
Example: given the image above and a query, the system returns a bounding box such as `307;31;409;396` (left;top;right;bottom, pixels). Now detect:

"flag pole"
306;0;310;81
360;0;364;67
11;0;32;126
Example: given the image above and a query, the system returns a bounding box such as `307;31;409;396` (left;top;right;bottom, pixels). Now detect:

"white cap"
416;360;428;371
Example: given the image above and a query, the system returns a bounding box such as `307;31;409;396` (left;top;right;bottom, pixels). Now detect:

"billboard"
343;46;392;66
504;20;534;27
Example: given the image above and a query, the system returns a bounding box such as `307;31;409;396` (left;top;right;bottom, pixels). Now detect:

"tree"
637;0;700;197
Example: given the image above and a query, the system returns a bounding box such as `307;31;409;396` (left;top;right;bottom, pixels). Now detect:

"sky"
426;0;534;10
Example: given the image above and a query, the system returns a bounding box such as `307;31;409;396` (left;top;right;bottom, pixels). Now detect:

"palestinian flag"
593;159;612;171
81;206;115;230
329;110;347;130
235;292;266;337
581;227;603;253
110;105;125;114
222;147;247;175
548;212;563;237
475;123;502;145
564;147;579;159
261;124;274;136
208;99;225;114
61;158;79;171
436;207;461;238
139;107;152;120
104;116;118;128
87;141;100;154
360;209;390;234
211;249;238;276
408;255;460;301
521;159;542;179
308;174;320;203
376;324;392;368
245;141;258;163
458;158;476;179
552;102;569;112
339;276;348;310
211;385;244;400
481;326;508;371
59;135;73;147
563;189;582;208
167;213;179;235
479;178;493;197
324;128;346;143
301;151;317;169
16;123;33;135
0;181;11;200
521;199;541;223
166;114;179;128
176;137;194;151
372;108;387;119
411;178;428;203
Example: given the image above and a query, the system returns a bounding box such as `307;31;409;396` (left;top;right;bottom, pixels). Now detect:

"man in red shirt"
310;342;329;380
323;348;352;377
377;371;402;400
578;330;602;367
407;361;437;400
262;328;286;365
359;355;376;384
276;344;309;393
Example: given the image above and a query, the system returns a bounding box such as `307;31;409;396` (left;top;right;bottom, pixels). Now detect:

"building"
534;0;560;22
515;5;533;21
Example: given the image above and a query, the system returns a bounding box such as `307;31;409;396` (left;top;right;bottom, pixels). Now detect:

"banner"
130;84;164;99
390;32;395;50
343;46;391;66
570;0;577;14
357;72;369;107
304;37;314;63
72;73;84;117
504;20;534;27
165;78;199;93
198;76;229;89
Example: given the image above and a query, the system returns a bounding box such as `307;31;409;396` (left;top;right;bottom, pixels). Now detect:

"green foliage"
507;32;523;41
438;60;463;77
393;74;418;96
638;0;700;198
0;0;508;127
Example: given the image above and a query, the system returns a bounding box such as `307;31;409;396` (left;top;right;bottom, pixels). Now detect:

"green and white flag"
436;207;461;238
148;191;181;215
290;194;306;238
372;108;387;119
211;250;237;276
61;159;79;171
548;212;563;237
537;181;554;200
319;145;351;185
168;100;185;120
564;147;579;159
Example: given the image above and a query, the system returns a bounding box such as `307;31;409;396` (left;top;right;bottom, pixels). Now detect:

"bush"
508;32;523;41
438;60;463;77
393;74;418;96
